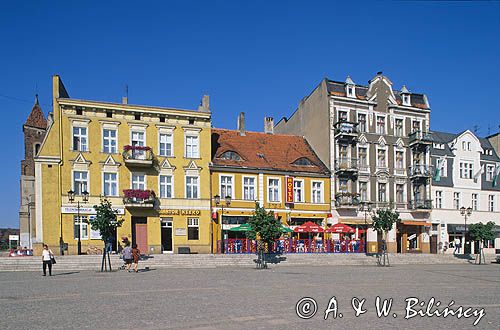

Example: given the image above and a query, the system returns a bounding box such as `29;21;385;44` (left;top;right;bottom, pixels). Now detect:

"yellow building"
34;76;212;255
210;115;331;253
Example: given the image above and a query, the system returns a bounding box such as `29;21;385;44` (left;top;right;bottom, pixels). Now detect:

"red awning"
327;223;355;233
293;221;325;233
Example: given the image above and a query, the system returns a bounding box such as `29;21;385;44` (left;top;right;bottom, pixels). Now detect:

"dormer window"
401;85;411;106
293;157;314;166
345;75;356;98
219;151;241;161
347;85;354;97
403;94;410;106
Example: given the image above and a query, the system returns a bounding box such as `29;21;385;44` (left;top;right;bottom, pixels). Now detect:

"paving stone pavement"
0;263;499;329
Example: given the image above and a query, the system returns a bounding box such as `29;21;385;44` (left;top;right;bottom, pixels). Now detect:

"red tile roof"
24;96;47;129
211;129;329;175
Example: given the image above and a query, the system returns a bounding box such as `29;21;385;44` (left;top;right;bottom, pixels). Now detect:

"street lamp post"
459;206;472;254
67;189;89;255
214;194;231;254
358;201;372;254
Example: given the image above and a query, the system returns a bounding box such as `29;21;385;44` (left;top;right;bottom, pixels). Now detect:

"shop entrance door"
132;217;148;253
161;218;173;253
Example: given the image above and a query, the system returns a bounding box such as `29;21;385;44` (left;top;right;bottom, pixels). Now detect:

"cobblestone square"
1;263;499;329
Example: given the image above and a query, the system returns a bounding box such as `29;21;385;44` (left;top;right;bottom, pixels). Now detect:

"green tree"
468;221;495;265
371;208;400;266
246;203;282;268
90;199;124;271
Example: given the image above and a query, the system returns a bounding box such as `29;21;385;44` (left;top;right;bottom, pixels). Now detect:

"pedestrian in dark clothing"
132;244;141;273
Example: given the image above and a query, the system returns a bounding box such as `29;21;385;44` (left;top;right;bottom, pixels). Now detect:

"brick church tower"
19;95;47;248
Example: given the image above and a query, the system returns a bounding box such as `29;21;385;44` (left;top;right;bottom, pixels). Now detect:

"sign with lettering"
61;206;125;215
163;209;201;216
175;228;187;236
285;176;294;204
90;229;102;240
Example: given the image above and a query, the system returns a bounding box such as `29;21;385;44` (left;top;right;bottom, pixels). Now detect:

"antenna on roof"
473;125;479;134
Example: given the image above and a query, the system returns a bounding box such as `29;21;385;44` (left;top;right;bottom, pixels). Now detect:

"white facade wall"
431;131;500;254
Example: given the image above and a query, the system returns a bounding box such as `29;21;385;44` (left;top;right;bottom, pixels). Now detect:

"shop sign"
9;235;19;241
285;176;294;204
61;206;125;215
175;228;187;236
163;209;201;216
90;229;102;240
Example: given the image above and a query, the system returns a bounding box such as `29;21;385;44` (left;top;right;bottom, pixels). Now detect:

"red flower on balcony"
123;189;155;200
123;145;151;152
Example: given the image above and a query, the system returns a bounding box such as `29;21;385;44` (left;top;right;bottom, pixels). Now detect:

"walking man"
453;237;461;254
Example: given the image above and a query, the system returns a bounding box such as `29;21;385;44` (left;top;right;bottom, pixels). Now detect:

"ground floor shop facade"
213;205;332;253
432;209;500;255
333;209;431;254
36;204;212;256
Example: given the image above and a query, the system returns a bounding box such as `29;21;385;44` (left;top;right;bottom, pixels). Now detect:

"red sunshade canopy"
293;221;325;233
327;223;355;233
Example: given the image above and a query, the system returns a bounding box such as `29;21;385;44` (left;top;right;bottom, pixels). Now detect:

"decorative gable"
395;138;405;149
71;153;91;171
160;158;176;175
377;136;387;148
100;155;121;172
184;160;202;176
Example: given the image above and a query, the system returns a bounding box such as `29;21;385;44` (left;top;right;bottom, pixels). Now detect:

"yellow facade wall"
210;169;331;251
35;77;213;255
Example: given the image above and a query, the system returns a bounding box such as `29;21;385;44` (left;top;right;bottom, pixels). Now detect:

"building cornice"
57;98;211;119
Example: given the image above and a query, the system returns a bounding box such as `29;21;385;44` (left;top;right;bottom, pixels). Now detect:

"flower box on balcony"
123;145;151;152
123;189;157;208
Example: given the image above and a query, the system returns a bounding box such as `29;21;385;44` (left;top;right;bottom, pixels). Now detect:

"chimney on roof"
122;96;128;104
237;112;246;136
198;95;210;112
377;71;383;76
264;117;274;134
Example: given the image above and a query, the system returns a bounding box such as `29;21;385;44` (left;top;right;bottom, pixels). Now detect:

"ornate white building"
431;130;500;254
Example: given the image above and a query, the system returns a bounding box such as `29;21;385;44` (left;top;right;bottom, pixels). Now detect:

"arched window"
219;151;241;161
292;157;314;166
34;143;41;157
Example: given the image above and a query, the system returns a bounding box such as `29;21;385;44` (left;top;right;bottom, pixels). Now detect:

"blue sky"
1;1;499;228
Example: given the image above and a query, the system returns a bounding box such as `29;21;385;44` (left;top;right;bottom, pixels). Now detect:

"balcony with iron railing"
335;192;360;209
333;121;358;140
408;164;433;179
408;199;432;211
123;189;157;208
334;158;358;174
408;130;433;147
122;145;155;167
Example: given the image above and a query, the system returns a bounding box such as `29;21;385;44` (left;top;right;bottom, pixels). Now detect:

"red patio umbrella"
293;221;325;233
327;223;355;233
